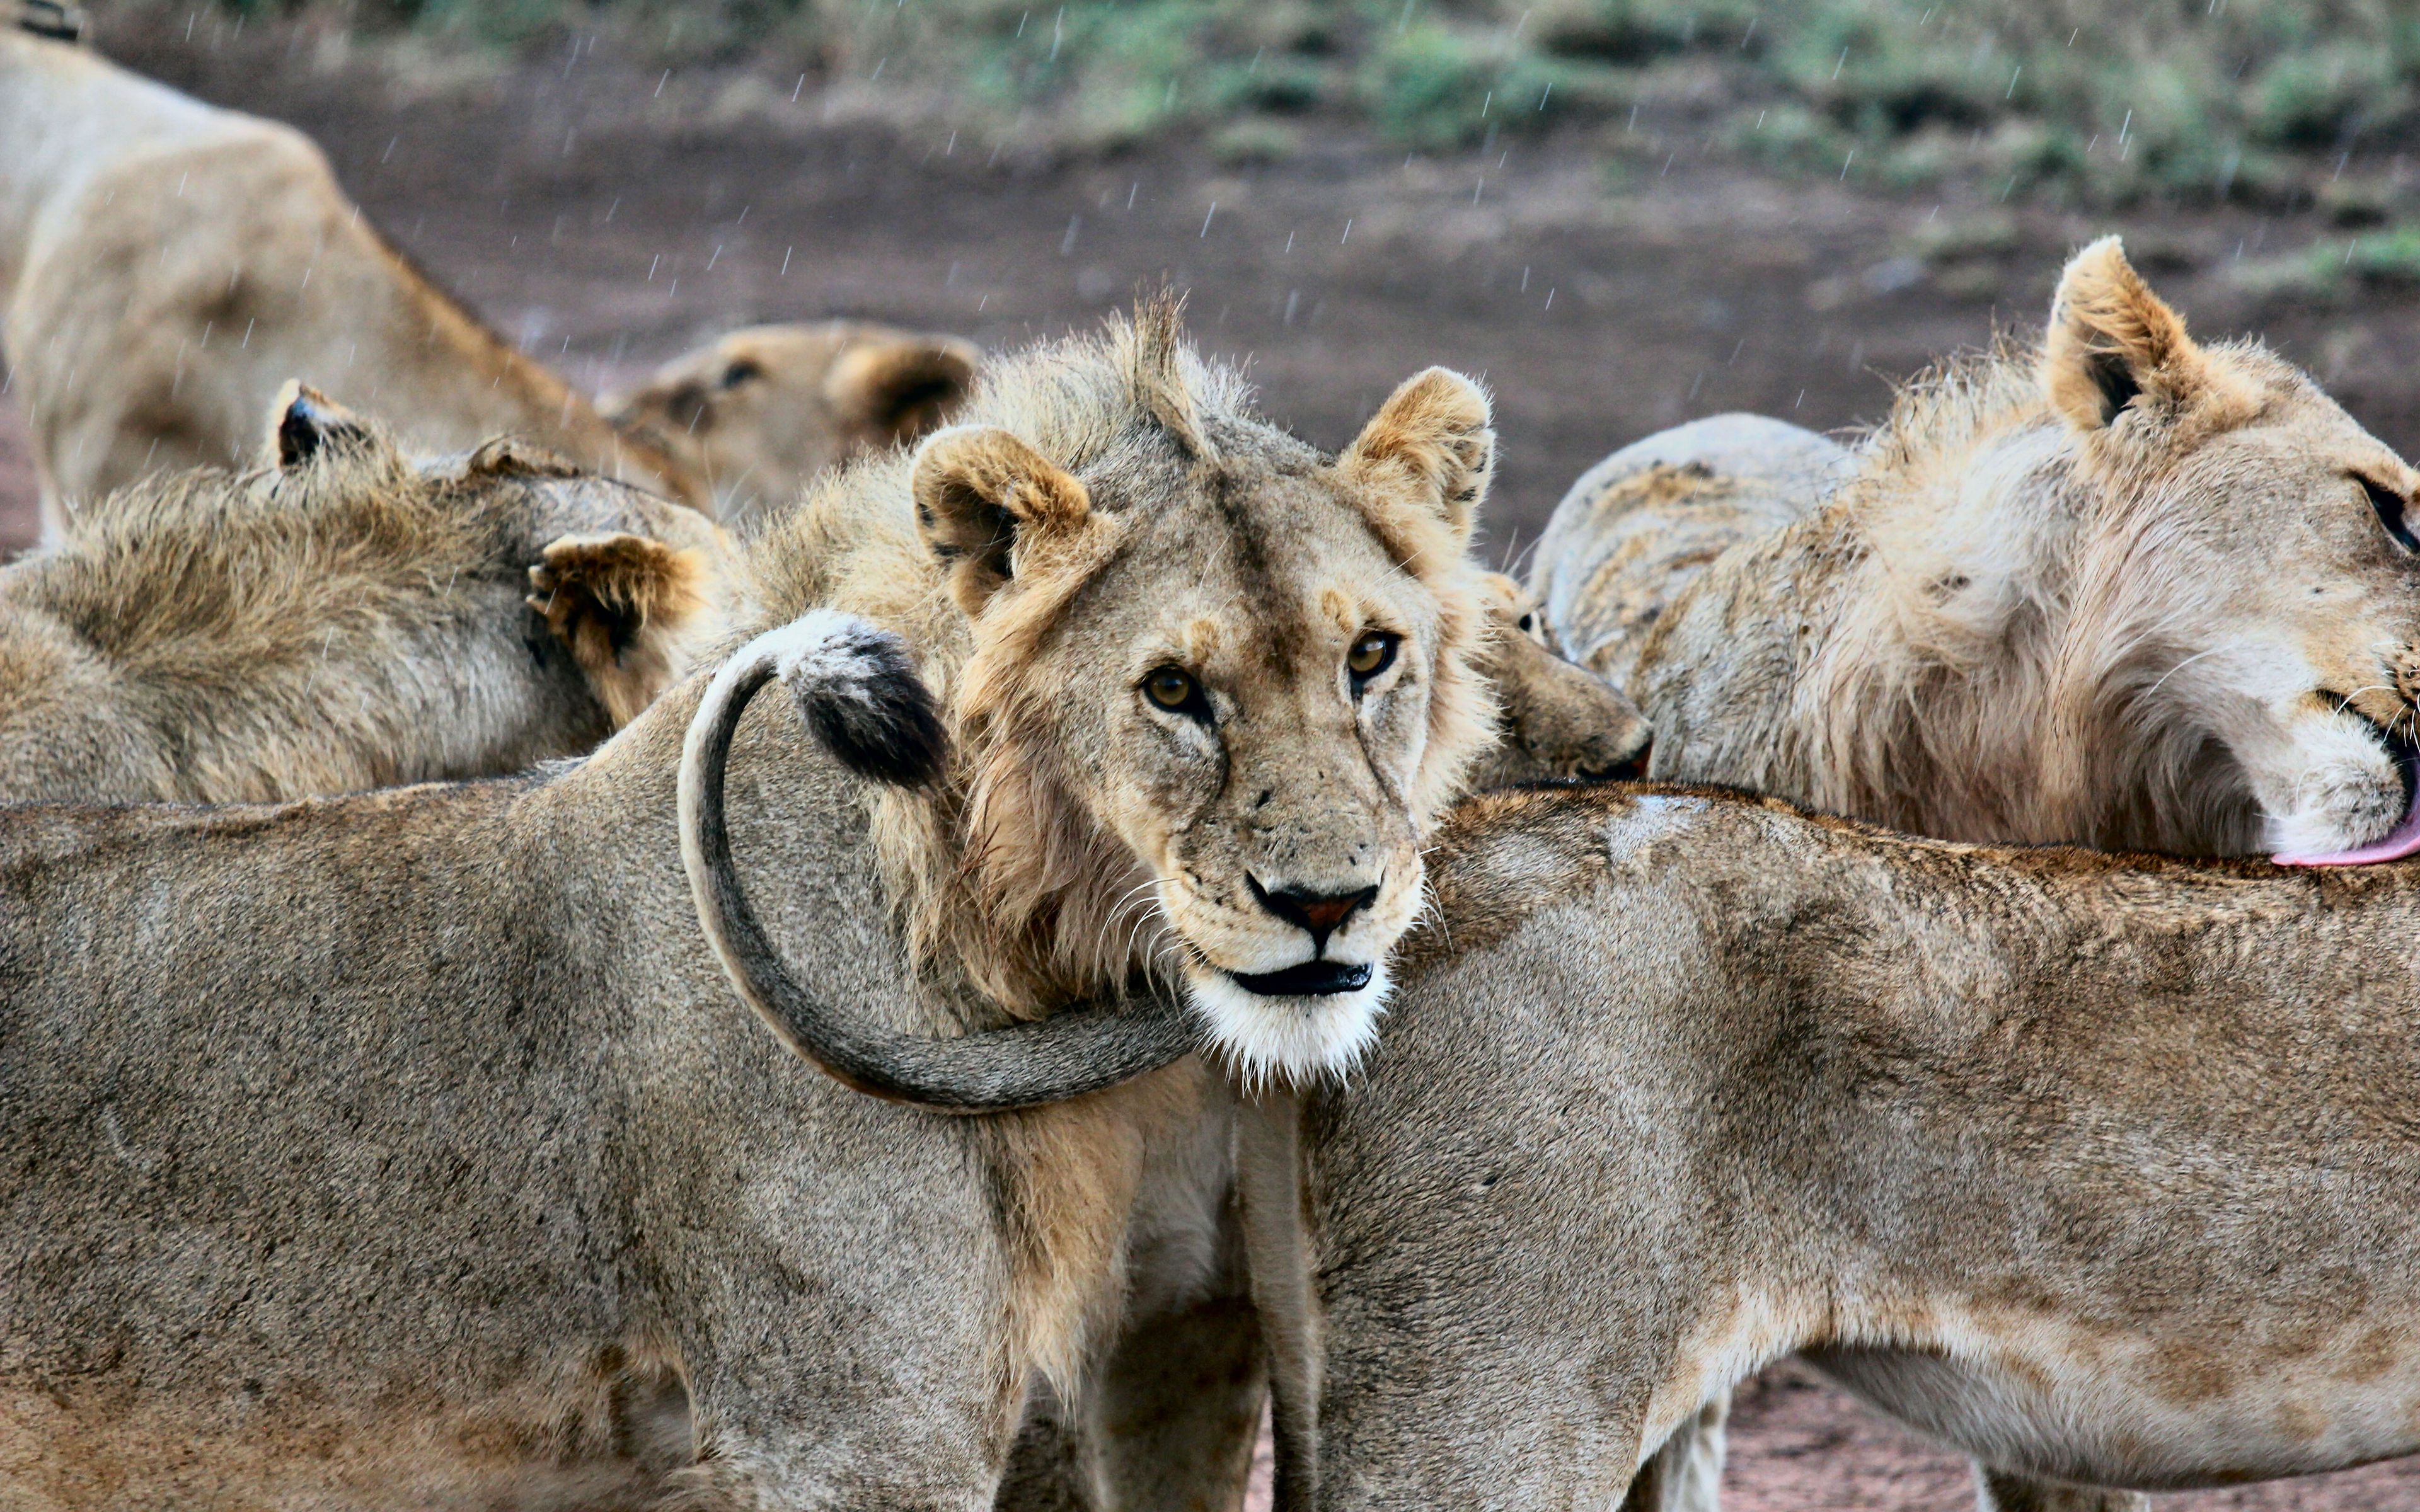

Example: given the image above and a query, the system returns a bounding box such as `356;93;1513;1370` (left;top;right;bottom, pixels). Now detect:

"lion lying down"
1233;782;2420;1508
0;385;726;803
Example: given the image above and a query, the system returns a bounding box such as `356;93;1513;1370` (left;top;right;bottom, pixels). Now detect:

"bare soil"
10;16;2420;1506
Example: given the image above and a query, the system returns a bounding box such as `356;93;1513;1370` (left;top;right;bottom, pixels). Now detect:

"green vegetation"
200;0;2420;207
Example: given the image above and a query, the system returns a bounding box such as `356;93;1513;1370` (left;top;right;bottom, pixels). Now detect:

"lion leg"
998;1382;1110;1512
1974;1468;2150;1512
1620;1394;1729;1512
1091;1293;1265;1512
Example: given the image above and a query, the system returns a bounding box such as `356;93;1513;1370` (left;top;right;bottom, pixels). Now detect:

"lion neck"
1704;370;2250;852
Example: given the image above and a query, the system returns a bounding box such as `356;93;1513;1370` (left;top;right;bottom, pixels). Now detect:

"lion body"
1289;783;2420;1506
0;412;725;804
0;30;705;525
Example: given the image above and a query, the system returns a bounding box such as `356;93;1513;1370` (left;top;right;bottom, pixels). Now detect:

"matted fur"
0;29;707;526
0;395;727;803
1536;239;2420;862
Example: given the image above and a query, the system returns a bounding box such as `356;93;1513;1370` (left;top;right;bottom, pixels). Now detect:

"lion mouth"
1227;960;1375;997
2273;703;2420;866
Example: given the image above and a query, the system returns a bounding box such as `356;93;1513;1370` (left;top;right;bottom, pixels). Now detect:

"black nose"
1248;876;1380;955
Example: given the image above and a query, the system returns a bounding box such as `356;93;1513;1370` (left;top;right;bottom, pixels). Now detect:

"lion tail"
677;610;1198;1113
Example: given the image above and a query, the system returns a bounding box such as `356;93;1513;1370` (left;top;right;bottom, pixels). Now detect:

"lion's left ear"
527;532;716;726
911;425;1092;617
2042;236;2213;432
1339;367;1493;546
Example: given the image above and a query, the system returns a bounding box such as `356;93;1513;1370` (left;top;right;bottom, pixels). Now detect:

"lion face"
604;322;977;528
2039;240;2420;862
912;367;1494;1082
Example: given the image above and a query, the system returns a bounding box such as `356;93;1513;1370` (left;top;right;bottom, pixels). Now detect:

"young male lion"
0;384;726;803
0;25;708;524
603;320;982;531
1246;781;2420;1511
1533;237;2420;864
1530;238;2420;1508
0;307;1535;1508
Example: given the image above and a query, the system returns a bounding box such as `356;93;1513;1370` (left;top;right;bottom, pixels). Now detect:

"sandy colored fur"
0;30;706;523
0;405;728;804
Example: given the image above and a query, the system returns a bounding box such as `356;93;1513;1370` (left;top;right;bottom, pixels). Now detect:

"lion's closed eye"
2361;476;2418;556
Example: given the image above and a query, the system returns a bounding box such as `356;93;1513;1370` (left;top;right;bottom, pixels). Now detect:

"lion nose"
1248;876;1381;956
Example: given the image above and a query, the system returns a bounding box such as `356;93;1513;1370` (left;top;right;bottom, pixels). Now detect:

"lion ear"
828;336;979;449
527;532;716;726
1339;367;1493;545
910;425;1092;616
267;381;383;469
2042;236;2211;432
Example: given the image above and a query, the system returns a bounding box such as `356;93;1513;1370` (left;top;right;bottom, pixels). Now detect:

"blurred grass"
192;0;2420;208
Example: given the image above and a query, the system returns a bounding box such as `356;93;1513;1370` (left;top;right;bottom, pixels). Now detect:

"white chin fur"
1185;961;1392;1087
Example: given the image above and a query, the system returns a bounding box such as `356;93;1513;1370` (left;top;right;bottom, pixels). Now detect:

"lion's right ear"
529;532;717;726
267;381;381;468
911;426;1092;616
2042;236;2215;432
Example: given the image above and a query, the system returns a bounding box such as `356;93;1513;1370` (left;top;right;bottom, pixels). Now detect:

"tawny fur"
0;28;707;526
603;319;980;530
1535;238;2420;862
0;390;727;803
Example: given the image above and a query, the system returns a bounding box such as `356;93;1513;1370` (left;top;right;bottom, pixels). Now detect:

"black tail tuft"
783;617;948;788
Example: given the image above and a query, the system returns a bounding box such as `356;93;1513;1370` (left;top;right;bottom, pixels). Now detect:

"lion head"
2029;238;2420;861
603;320;979;530
740;300;1499;1082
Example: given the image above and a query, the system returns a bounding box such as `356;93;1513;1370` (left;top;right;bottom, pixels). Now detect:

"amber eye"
1144;665;1204;714
1347;630;1400;685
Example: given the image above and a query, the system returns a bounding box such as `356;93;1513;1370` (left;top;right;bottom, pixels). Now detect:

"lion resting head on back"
740;299;1501;1080
0;384;727;804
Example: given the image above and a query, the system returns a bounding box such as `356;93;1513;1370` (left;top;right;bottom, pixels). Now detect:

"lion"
0;305;1535;1507
1229;781;2420;1511
0;26;710;528
602;319;981;531
0;382;727;803
1526;236;2420;1512
1533;237;2420;866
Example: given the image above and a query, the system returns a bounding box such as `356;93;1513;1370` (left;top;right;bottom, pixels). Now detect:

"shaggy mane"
27;438;506;683
740;299;1490;1027
1786;332;2291;852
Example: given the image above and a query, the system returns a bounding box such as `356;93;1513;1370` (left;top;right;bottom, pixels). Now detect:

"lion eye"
721;358;765;389
1143;665;1206;716
2363;476;2418;555
1347;630;1400;687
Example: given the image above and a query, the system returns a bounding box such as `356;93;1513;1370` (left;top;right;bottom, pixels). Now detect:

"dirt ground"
11;14;2420;1508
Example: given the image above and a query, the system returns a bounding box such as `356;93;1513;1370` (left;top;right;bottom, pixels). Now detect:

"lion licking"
0;384;725;803
1535;236;2420;864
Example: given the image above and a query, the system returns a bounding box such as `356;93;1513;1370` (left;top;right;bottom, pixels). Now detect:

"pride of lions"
4;17;2420;1512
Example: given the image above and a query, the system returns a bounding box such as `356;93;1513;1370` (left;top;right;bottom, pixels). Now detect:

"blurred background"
11;3;2420;1503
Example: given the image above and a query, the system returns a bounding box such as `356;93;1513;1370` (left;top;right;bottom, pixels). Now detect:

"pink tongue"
2273;784;2420;866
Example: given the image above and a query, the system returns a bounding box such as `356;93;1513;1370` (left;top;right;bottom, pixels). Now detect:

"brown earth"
8;14;2420;1508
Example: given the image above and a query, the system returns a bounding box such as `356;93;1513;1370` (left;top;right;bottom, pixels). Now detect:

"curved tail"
677;611;1199;1112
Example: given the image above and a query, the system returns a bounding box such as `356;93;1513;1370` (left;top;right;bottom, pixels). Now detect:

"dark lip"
1228;960;1374;997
